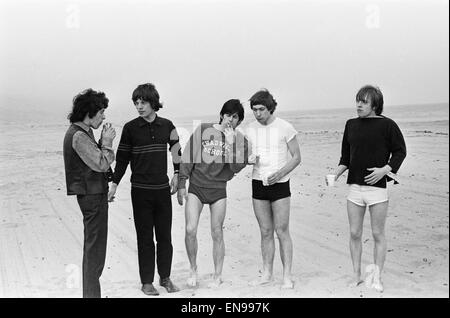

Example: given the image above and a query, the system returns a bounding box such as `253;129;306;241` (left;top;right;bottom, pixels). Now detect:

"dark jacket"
63;124;108;195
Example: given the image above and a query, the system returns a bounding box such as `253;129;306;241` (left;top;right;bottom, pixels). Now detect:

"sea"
0;102;447;139
171;102;449;135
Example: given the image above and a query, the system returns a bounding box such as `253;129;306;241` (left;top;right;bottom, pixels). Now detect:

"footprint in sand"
172;262;185;269
40;215;57;219
1;222;25;228
248;277;274;287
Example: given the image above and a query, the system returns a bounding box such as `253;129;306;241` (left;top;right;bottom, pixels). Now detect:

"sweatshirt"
179;123;250;189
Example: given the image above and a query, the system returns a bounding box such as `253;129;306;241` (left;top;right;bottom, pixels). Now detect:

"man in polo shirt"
108;83;181;296
63;88;116;298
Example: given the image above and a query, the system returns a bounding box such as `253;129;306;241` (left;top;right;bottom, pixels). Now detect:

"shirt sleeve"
284;121;298;143
244;125;257;157
338;120;350;167
72;131;115;173
387;120;407;173
178;125;202;189
227;130;251;173
112;124;132;185
168;121;181;173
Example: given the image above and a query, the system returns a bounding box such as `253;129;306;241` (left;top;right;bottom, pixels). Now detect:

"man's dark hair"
249;89;277;114
219;99;244;124
132;83;163;111
68;88;109;123
356;85;384;115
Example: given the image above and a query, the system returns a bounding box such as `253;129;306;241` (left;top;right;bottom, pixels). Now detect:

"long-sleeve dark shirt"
112;115;180;190
179;123;250;189
339;116;407;188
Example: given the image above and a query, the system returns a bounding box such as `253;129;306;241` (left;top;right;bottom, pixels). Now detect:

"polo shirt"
112;115;180;190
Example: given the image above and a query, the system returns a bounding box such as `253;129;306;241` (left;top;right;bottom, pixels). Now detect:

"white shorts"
347;184;388;207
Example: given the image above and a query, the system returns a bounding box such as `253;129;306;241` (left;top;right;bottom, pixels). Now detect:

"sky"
0;0;448;122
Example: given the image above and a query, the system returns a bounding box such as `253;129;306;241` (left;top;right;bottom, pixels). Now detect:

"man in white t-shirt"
245;89;301;289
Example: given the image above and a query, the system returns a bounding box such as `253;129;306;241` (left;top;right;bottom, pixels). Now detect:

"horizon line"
170;101;450;119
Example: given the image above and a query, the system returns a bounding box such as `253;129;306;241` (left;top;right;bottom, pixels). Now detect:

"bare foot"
348;279;364;288
186;270;198;288
249;274;273;287
364;264;376;288
371;267;384;292
372;279;384;292
348;274;364;288
207;276;223;289
281;278;294;289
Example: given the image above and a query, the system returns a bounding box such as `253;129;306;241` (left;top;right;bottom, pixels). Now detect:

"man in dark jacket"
63;88;116;298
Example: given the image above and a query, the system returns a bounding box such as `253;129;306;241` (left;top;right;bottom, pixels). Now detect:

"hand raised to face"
223;123;236;144
101;123;116;145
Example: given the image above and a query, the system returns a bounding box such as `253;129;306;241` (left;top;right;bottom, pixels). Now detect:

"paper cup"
248;154;257;164
326;174;336;187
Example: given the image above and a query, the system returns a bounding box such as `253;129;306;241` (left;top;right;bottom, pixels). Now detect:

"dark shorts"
188;182;227;205
252;179;291;202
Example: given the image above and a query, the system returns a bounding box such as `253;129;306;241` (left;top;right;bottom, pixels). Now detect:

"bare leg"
249;199;274;286
369;201;388;292
272;197;294;288
347;200;366;287
208;198;227;287
184;193;203;287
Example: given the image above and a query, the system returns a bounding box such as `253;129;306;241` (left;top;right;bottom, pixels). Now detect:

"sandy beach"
0;104;448;298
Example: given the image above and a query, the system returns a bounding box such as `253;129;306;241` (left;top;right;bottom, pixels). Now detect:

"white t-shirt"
245;117;298;183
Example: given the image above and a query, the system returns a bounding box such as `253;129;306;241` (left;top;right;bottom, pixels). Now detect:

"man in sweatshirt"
177;99;252;288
